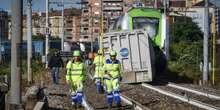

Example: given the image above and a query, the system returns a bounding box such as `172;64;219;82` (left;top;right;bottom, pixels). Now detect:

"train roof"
127;7;162;18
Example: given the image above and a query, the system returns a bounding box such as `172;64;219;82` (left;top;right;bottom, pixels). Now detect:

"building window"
83;28;88;31
67;37;72;39
83;19;89;22
66;20;72;24
66;29;72;31
94;11;100;15
83;9;89;13
84;36;88;39
94;3;99;6
94;29;99;33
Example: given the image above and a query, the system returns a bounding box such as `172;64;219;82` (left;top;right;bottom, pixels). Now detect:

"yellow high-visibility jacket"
93;55;105;75
66;60;86;82
103;59;121;79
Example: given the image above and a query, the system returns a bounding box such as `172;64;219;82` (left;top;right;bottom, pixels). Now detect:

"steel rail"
121;94;151;110
142;83;220;110
167;82;220;100
82;98;95;110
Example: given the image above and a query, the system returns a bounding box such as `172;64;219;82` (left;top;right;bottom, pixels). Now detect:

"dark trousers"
51;67;60;84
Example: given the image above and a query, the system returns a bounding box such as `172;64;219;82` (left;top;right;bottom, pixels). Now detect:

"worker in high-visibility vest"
93;49;105;93
66;50;86;107
103;50;122;108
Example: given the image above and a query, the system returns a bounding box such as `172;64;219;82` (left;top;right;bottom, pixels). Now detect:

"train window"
109;13;129;31
111;16;122;31
133;17;159;38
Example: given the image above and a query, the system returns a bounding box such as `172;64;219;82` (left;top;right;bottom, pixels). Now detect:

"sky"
1;0;220;13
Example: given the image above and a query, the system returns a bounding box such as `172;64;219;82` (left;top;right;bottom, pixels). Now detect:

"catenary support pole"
61;0;64;51
27;0;33;85
45;0;49;68
10;0;22;108
203;0;209;83
164;0;169;59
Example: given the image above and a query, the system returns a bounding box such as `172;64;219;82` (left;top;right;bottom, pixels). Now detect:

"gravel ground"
121;84;205;110
42;70;85;110
84;76;131;109
25;67;220;110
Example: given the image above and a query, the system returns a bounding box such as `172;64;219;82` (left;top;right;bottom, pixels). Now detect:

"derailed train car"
102;7;169;83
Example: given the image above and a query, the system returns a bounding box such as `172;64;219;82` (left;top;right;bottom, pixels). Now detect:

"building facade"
23;12;46;40
186;0;203;7
22;8;81;42
80;0;101;42
80;0;134;43
169;1;220;35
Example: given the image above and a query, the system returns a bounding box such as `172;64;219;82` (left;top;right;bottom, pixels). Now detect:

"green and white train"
102;7;169;83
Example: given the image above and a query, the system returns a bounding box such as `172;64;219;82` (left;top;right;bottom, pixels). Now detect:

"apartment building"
186;0;203;7
23;12;46;40
169;0;220;35
22;8;81;42
80;0;134;42
49;8;81;42
65;16;81;42
80;0;101;42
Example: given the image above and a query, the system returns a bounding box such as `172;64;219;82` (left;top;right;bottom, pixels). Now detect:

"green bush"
0;59;46;80
0;63;10;75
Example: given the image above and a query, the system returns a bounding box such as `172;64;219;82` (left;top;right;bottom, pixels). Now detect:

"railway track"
120;83;210;110
41;70;88;110
142;83;220;110
152;79;220;107
166;82;220;100
86;68;149;110
36;68;220;110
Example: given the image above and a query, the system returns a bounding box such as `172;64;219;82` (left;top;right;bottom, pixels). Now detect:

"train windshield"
133;17;159;38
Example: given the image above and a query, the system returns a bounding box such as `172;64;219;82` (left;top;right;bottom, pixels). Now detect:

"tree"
170;17;203;43
169;16;203;79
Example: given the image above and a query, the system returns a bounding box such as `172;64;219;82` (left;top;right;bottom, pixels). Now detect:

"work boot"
71;102;77;109
75;102;83;108
117;103;122;110
108;104;112;110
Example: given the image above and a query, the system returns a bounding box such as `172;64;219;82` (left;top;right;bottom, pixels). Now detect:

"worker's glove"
91;77;94;81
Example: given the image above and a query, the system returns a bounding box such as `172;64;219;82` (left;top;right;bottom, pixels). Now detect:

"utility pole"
61;0;64;51
203;0;209;83
27;0;33;85
10;0;22;108
212;11;216;85
45;0;49;68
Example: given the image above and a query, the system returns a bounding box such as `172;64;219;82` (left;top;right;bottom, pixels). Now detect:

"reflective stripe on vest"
67;62;84;76
66;74;82;76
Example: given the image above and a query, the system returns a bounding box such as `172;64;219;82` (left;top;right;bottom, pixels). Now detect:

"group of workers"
65;49;122;109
